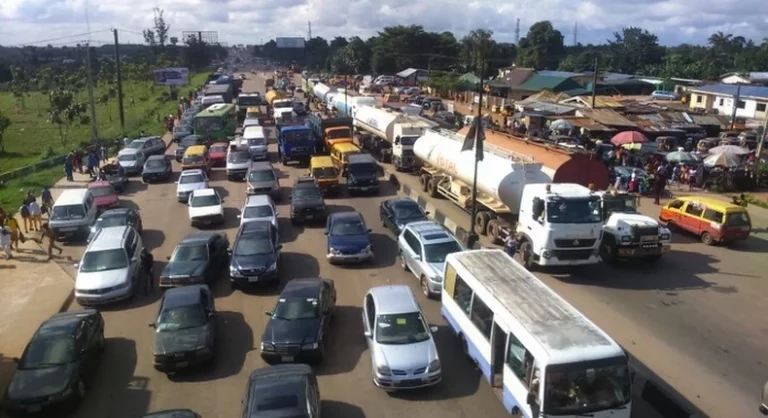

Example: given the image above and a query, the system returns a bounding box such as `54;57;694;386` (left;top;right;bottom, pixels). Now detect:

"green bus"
192;103;237;142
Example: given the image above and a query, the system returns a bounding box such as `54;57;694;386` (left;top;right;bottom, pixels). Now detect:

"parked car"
379;198;429;236
175;135;205;162
397;221;464;298
159;232;229;289
4;310;104;415
325;211;373;264
142;155;173;183
208;142;229;167
362;285;441;390
239;194;279;228
87;208;143;243
98;163;128;193
151;285;216;373
142;410;200;418
290;177;327;225
87;181;119;211
650;90;679;101
240;365;321;418
172;126;193;143
229;221;281;288
188;188;224;227
260;278;336;364
116;148;146;176
176;169;209;203
127;136;165;157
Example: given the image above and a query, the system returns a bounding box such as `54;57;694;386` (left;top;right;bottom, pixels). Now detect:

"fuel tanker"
353;106;432;170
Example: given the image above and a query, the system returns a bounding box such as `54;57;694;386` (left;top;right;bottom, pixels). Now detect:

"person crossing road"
140;249;155;296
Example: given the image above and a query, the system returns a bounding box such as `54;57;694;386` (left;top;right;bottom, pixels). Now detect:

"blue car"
325;211;373;264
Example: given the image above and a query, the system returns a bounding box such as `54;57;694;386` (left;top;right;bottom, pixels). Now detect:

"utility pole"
755;117;768;179
730;83;742;130
113;29;125;130
466;57;487;249
591;56;599;109
84;42;99;143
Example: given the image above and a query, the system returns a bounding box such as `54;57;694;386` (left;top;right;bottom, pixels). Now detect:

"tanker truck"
414;129;603;269
353;106;432;171
312;83;336;104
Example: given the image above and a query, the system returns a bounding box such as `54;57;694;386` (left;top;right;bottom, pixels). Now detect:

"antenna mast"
307;21;312;40
573;22;578;46
514;19;520;44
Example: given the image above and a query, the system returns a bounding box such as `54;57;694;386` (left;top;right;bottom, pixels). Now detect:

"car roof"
280;278;323;299
162;285;209;308
191;188;216;197
55;188;90;206
146;155;166;161
100;208;132;217
330;211;363;222
245;194;273;206
673;196;748;213
90;226;131;250
348;153;376;164
369;285;420;315
185;145;207;154
248;364;313;382
294;178;319;189
406;221;454;242
88;181;111;188
119;148;141;154
248;161;273;170
180;168;205;176
332;142;360;152
179;232;217;245
37;309;98;338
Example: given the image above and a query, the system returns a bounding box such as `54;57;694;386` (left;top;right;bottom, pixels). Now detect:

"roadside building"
688;84;768;120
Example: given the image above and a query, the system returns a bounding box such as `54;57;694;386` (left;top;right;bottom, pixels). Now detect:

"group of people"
63;146;109;182
0;189;61;261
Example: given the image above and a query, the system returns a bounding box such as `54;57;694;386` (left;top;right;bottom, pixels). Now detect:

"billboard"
276;37;306;48
153;67;190;86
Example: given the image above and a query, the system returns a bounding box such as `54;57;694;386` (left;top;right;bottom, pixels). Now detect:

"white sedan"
188;188;224;227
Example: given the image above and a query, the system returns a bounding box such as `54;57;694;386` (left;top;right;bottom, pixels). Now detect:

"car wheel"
420;275;432;299
701;231;714;245
399;251;409;271
599;239;618;265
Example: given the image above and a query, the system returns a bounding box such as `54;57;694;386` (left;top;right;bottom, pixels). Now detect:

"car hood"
189;205;223;218
248;180;277;189
232;253;275;270
177;182;207;193
292;197;324;209
154;324;210;355
262;318;320;345
348;173;378;183
374;339;438;371
76;269;129;290
425;261;445;279
328;234;370;250
210;152;226;159
143;167;167;175
93;195;118;207
241;216;278;227
118;160;138;167
161;261;208;278
7;364;76;400
607;213;659;230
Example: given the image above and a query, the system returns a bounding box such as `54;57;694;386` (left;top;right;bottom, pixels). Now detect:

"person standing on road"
141;249;155;296
40;222;62;260
19;202;31;233
64;153;74;182
3;214;24;251
1;226;12;260
28;200;42;232
41;187;53;216
100;144;108;163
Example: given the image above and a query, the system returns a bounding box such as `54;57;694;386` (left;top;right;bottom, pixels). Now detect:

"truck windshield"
546;197;601;224
602;195;638;215
327;128;351;139
238;96;261;106
544;357;631;415
399;136;418;146
283;130;310;142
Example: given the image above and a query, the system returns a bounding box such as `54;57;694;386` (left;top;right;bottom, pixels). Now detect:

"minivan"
50;188;99;240
660;196;751;245
182;145;212;173
246;161;280;200
346;153;380;195
243;126;268;161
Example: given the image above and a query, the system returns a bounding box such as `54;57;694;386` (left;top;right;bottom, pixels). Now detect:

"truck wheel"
419;174;430;191
519;240;535;270
475;212;491;236
701;231;714;245
487;219;502;245
426;178;439;198
599;238;618;265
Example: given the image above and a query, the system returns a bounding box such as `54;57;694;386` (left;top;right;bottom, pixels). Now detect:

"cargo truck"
353;106;431;171
306;114;354;152
235;93;263;123
202;84;233;103
276;123;314;165
414;129;603;269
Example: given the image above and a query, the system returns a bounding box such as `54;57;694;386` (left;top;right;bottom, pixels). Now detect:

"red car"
88;181;119;211
209;142;229;167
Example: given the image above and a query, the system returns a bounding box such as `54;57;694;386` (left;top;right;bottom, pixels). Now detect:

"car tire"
420;275;433;299
399;251;409;271
701;231;714;245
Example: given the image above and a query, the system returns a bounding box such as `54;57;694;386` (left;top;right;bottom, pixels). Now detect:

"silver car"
116;148;146;175
238;194;279;229
398;221;464;299
362;285;441;390
126;136;165;157
176;169;209;202
246;161;280;200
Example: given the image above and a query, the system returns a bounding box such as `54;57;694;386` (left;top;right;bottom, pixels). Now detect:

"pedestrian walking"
141;249;155;295
28;200;42;231
73;150;84;174
19;202;31;233
40;222;62;261
100;144;108;163
1;226;12;260
41;187;53;216
123;136;131;147
87;150;99;178
3;214;24;251
64;153;74;181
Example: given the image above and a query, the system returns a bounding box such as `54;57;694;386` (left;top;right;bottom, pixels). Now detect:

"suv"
398;221;464;298
126;136;165;157
246;161;280;200
346;154;380;195
290;177;326;225
116;148;146;176
75;225;144;305
325;211;373;264
362;285;441;390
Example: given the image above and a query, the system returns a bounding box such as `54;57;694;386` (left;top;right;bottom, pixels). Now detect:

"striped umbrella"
703;152;741;168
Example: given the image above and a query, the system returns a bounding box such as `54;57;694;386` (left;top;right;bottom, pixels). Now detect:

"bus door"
502;332;537;417
491;322;507;388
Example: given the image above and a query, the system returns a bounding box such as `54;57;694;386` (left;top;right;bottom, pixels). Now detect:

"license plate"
27;406;42;413
281;356;294;362
248;276;260;283
60;227;77;232
176;362;188;368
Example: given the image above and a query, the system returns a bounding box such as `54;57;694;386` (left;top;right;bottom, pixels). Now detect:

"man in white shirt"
1;226;12;260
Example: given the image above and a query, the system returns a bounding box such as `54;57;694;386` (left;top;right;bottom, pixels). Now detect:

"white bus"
442;249;632;418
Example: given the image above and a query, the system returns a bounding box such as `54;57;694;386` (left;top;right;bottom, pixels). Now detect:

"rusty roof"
576;108;636;127
688;113;730;128
525;90;571;103
546;116;616;132
560;96;626;109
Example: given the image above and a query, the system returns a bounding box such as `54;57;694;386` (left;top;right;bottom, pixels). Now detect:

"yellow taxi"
181;145;212;173
309;156;340;194
660;196;751;245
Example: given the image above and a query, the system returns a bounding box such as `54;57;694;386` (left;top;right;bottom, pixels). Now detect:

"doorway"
491;322;507;388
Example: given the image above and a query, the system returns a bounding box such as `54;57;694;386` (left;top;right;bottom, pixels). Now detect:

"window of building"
696;95;702;103
469;295;493;340
718;98;724;106
737;100;746;109
757;103;767;112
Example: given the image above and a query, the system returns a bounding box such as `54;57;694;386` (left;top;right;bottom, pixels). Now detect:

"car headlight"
660;233;671;241
620;235;632;243
266;262;277;272
360;244;372;254
260;342;275;351
50;385;74;401
230;266;243;277
428;359;441;372
329;247;340;255
302;342;319;350
431;274;443;283
376;365;391;376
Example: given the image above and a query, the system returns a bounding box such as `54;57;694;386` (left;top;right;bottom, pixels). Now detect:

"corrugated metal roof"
536;70;588;78
488;68;535;88
576;108;636;127
689;83;768;100
396;68;425;78
516;100;577;115
560;87;592;97
548;117;616;132
561;96;626;109
519;74;584;92
687;113;730;128
521;91;570;104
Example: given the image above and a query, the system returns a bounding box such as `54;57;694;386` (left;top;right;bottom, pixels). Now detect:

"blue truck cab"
277;124;314;165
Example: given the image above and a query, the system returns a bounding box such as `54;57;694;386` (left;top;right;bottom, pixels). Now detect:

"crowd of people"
0;189;60;261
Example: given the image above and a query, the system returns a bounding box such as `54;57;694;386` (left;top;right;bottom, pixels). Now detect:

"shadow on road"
141;229;166;252
344;233;396;270
278;218;302;243
321;400;366;417
629;355;705;418
316;306;365;376
122;181;148;196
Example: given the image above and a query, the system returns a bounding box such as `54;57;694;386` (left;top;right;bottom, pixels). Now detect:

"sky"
1;0;768;48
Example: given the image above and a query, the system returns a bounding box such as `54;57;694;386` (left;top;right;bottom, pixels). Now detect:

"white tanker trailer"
354;106;432;170
414;129;603;269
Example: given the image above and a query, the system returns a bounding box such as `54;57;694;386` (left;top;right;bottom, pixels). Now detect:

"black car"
87;208;143;243
175;135;205;162
290;177;327;225
151;285;216;373
172;126;193;143
142;410;200;418
261;278;336;364
98;162;128;193
4;310;104;415
159;232;230;289
241;364;321;418
379;198;430;236
346;154;380;195
229;221;281;288
142;155;173;183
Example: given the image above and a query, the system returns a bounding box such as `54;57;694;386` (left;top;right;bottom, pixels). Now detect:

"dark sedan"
142;155;173;183
261;278;335;364
172;126;193;143
142;410;200;418
241;364;321;418
290;178;327;225
159;232;229;289
4;310;104;416
151;285;216;373
325;211;373;264
175;135;205;162
87;208;143;243
379;198;429;236
229;221;281;288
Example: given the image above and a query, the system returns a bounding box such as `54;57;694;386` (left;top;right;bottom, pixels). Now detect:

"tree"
10;65;30;110
152;8;170;47
0;110;10;153
47;89;90;146
182;35;212;70
607;27;664;74
516;21;565;69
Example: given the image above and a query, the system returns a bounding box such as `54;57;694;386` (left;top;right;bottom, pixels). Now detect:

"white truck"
353;106;432;171
272;99;297;125
414;129;603;269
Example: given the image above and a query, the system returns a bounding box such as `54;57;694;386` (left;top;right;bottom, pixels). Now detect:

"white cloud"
1;0;767;46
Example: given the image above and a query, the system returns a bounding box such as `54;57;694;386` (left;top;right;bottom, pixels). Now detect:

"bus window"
469;295;493;340
453;275;473;315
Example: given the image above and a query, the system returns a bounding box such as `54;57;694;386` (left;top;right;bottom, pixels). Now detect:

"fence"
0;155;68;184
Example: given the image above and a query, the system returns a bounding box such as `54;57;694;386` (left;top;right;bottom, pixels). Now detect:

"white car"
238;194;279;229
188;188;224;227
176;169;209;202
397;221;464;299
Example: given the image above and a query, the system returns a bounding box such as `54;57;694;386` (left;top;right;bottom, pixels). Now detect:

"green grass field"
0;72;207;210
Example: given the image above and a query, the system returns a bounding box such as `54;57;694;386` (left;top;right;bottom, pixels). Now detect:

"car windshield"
424;240;463;263
210;145;227;154
157;305;207;332
126;141;144;150
20;337;76;369
249;170;275;182
228;151;250;163
544;360;632;415
348;165;376;177
293;187;321;200
80;249;128;272
234;233;273;256
171;244;208;262
546;198;602;224
117;153;137;161
145;159;166;169
312;167;336;178
272;297;319;320
375;312;430;345
248;137;266;146
393;203;424;219
180;174;205;184
95;215;128;229
51;204;85;220
602;195;638;214
726;212;750;227
181;138;199;147
243;205;273;219
89;186;114;198
330;219;365;236
183;155;205;165
282;130;310;142
190;194;220;208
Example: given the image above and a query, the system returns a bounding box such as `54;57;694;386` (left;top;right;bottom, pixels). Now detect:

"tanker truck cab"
517;183;603;269
391;122;426;171
596;190;671;264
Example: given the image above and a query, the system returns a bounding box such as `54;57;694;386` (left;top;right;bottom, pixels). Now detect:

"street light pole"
466;59;486;249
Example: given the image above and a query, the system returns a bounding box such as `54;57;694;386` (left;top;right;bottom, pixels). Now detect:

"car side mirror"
236;214;241;218
174;181;179;184
275;210;280;216
265;311;272;317
73;262;79;268
148;323;156;328
413;254;422;261
430;325;438;333
363;330;372;338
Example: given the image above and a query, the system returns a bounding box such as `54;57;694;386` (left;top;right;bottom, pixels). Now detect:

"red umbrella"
610;131;649;146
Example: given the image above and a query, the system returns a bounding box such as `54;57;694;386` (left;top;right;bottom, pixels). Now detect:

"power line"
13;30;111;47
